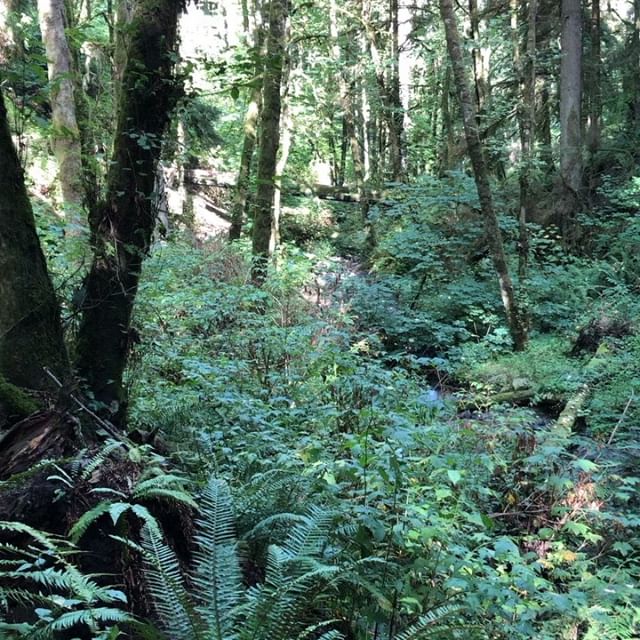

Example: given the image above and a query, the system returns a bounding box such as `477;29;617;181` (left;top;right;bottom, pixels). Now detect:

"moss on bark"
0;376;38;423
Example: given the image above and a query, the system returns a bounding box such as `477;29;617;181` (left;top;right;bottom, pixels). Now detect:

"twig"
606;391;635;447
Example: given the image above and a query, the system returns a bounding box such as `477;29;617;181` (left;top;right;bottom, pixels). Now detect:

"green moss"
0;375;39;420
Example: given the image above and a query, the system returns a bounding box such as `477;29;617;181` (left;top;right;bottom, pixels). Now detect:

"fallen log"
457;387;537;411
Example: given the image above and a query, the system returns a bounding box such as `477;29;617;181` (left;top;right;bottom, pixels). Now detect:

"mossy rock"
0;376;39;425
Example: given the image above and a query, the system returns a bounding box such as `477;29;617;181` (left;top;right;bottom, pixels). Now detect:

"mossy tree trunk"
0;87;69;391
439;0;528;351
229;6;265;241
75;0;182;419
251;0;288;283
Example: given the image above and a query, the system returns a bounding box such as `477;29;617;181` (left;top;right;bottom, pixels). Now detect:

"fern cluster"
137;478;461;640
0;521;132;640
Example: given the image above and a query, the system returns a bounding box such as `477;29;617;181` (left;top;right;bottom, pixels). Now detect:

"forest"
0;0;639;637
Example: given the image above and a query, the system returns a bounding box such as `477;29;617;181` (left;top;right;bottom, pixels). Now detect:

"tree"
251;0;288;282
558;0;583;237
37;0;85;223
229;0;265;241
75;0;182;419
0;85;69;391
439;0;528;350
512;0;538;277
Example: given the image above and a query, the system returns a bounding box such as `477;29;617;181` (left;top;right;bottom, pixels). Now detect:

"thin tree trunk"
438;65;455;175
76;0;182;420
37;0;85;224
362;0;404;181
513;0;537;278
251;0;287;283
0;88;69;391
629;0;640;132
330;0;369;221
271;99;293;252
439;0;528;350
558;0;583;237
535;0;555;174
586;0;600;154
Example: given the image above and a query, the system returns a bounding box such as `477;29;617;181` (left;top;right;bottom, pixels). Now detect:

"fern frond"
242;545;340;640
0;522;69;554
297;620;345;640
135;487;198;508
192;477;243;640
69;502;114;543
140;523;200;640
281;507;336;561
46;606;131;631
80;440;124;481
242;512;307;542
393;605;463;640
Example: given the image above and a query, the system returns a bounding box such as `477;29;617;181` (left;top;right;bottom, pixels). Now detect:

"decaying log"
0;410;81;480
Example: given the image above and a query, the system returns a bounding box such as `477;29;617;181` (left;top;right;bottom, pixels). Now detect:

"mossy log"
554;384;590;433
457;387;537;411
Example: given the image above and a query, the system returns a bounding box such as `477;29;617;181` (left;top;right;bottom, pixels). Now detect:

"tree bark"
535;0;555;174
585;0;600;155
628;0;640;133
0;0;18;63
37;0;85;224
362;0;405;181
331;0;369;222
439;0;528;351
513;0;537;278
272;97;292;252
558;0;583;236
75;0;182;419
251;0;287;283
0;87;69;391
229;8;265;241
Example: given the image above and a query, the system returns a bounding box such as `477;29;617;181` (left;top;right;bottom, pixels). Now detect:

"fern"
191;478;243;640
0;521;133;639
139;478;348;640
392;605;463;640
140;523;201;640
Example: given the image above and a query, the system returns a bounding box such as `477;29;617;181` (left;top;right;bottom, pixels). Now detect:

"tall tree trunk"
330;0;369;221
439;0;528;351
468;0;490;114
37;0;84;224
628;0;640;133
438;65;455;174
362;0;404;181
271;98;292;252
75;0;181;419
558;0;583;238
0;87;69;391
229;8;265;241
535;0;555;174
513;0;537;278
585;0;600;154
251;0;287;283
